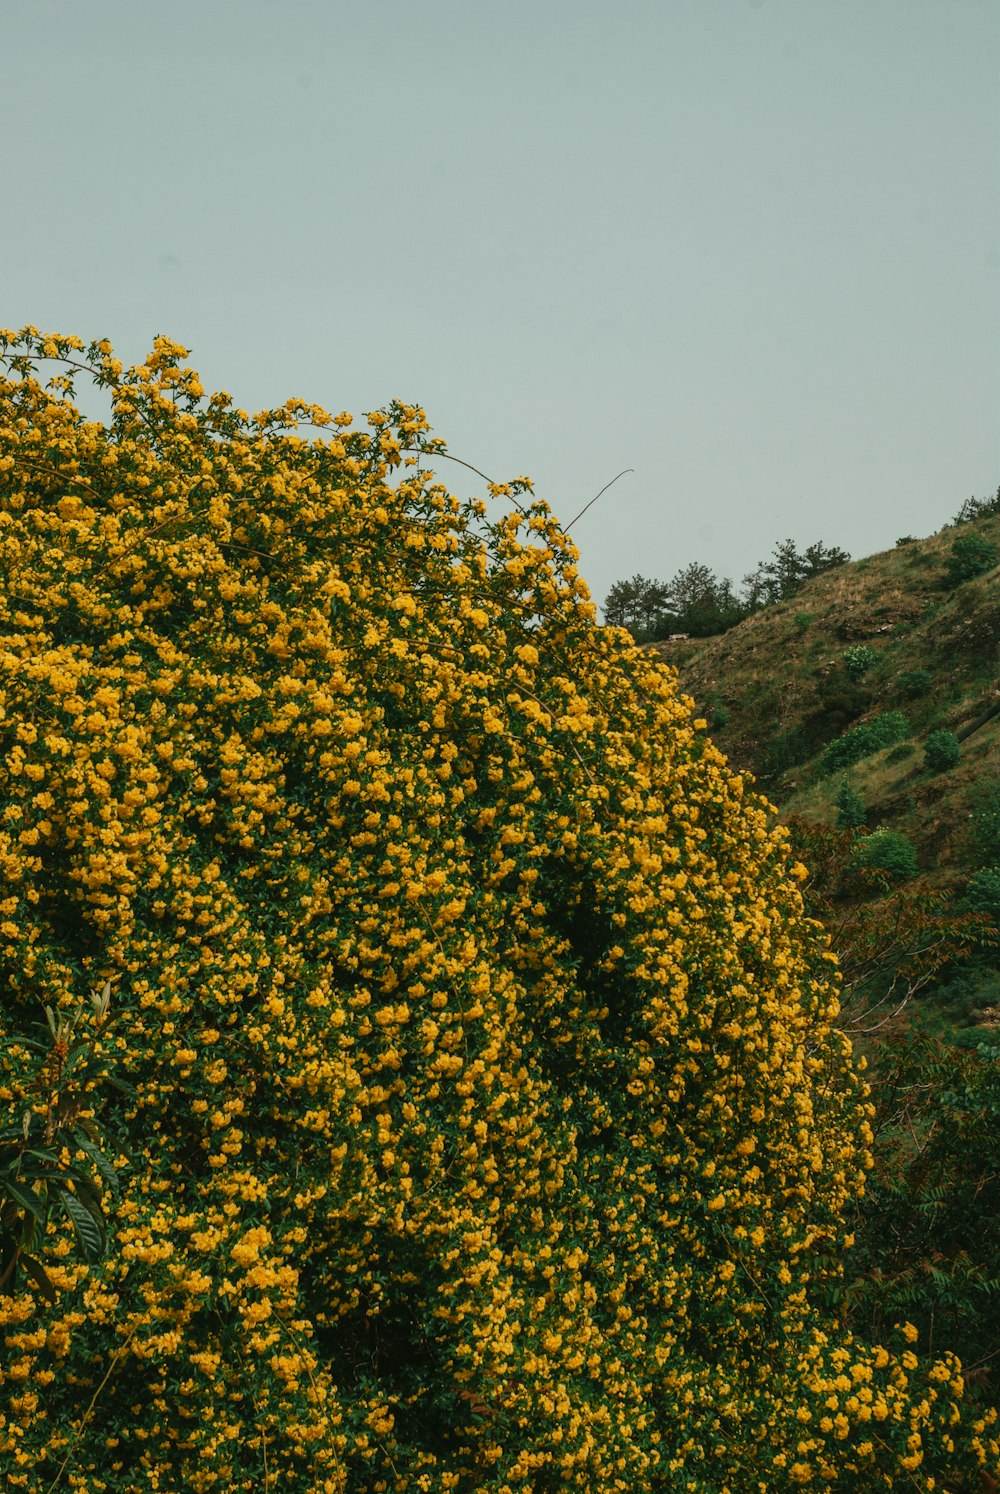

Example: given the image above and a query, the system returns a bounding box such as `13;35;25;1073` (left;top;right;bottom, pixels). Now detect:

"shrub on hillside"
850;829;918;886
929;968;1000;1030
786;814;988;1019
895;668;933;700
821;712;910;774
963;867;1000;930
923;729;961;774
968;782;1000;869
835;781;867;829
842;645;878;682
0;329;995;1492
943;533;999;587
811;676;870;735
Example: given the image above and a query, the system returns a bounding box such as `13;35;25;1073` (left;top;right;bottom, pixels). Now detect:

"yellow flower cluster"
0;329;996;1490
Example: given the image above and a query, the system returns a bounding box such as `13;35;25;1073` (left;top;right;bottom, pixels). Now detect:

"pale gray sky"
5;0;998;610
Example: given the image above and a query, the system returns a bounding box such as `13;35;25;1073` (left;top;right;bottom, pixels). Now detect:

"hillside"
647;511;1000;879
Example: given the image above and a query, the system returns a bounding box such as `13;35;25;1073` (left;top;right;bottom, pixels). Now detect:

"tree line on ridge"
603;537;851;640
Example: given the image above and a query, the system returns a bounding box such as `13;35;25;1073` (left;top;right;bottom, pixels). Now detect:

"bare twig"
400;448;528;513
564;468;633;532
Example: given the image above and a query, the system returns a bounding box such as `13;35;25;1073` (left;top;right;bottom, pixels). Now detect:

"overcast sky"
5;0;998;610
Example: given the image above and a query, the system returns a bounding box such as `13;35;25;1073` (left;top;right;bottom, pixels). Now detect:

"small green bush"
835;781;867;829
923;729;961;774
842;645;878;682
794;612;814;635
878;710;911;740
895;668;933;699
821;712;910;774
943;533;999;587
968;782;1000;869
962;867;1000;928
850;829;918;885
895;535;916;547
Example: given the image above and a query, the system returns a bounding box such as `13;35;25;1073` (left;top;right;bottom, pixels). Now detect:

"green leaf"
65;1171;103;1214
17;1162;63;1186
19;1210;38;1252
58;1186;106;1264
10;1037;48;1056
23;1147;60;1167
102;1075;138;1099
58;1047;88;1081
20;1252;57;1304
2;1174;48;1223
72;1133;121;1198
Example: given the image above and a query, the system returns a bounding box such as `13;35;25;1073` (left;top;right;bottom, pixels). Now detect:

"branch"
400;448;527;513
564;469;634;532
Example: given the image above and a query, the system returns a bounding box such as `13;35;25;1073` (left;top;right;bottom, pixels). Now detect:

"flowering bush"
1;329;996;1491
841;646;878;683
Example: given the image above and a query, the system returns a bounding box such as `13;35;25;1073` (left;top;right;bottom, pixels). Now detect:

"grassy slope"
646;513;1000;878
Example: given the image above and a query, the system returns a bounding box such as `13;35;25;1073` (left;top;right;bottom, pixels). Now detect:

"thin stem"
9;457;106;505
45;1324;138;1493
400;447;528;513
564;468;634;532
